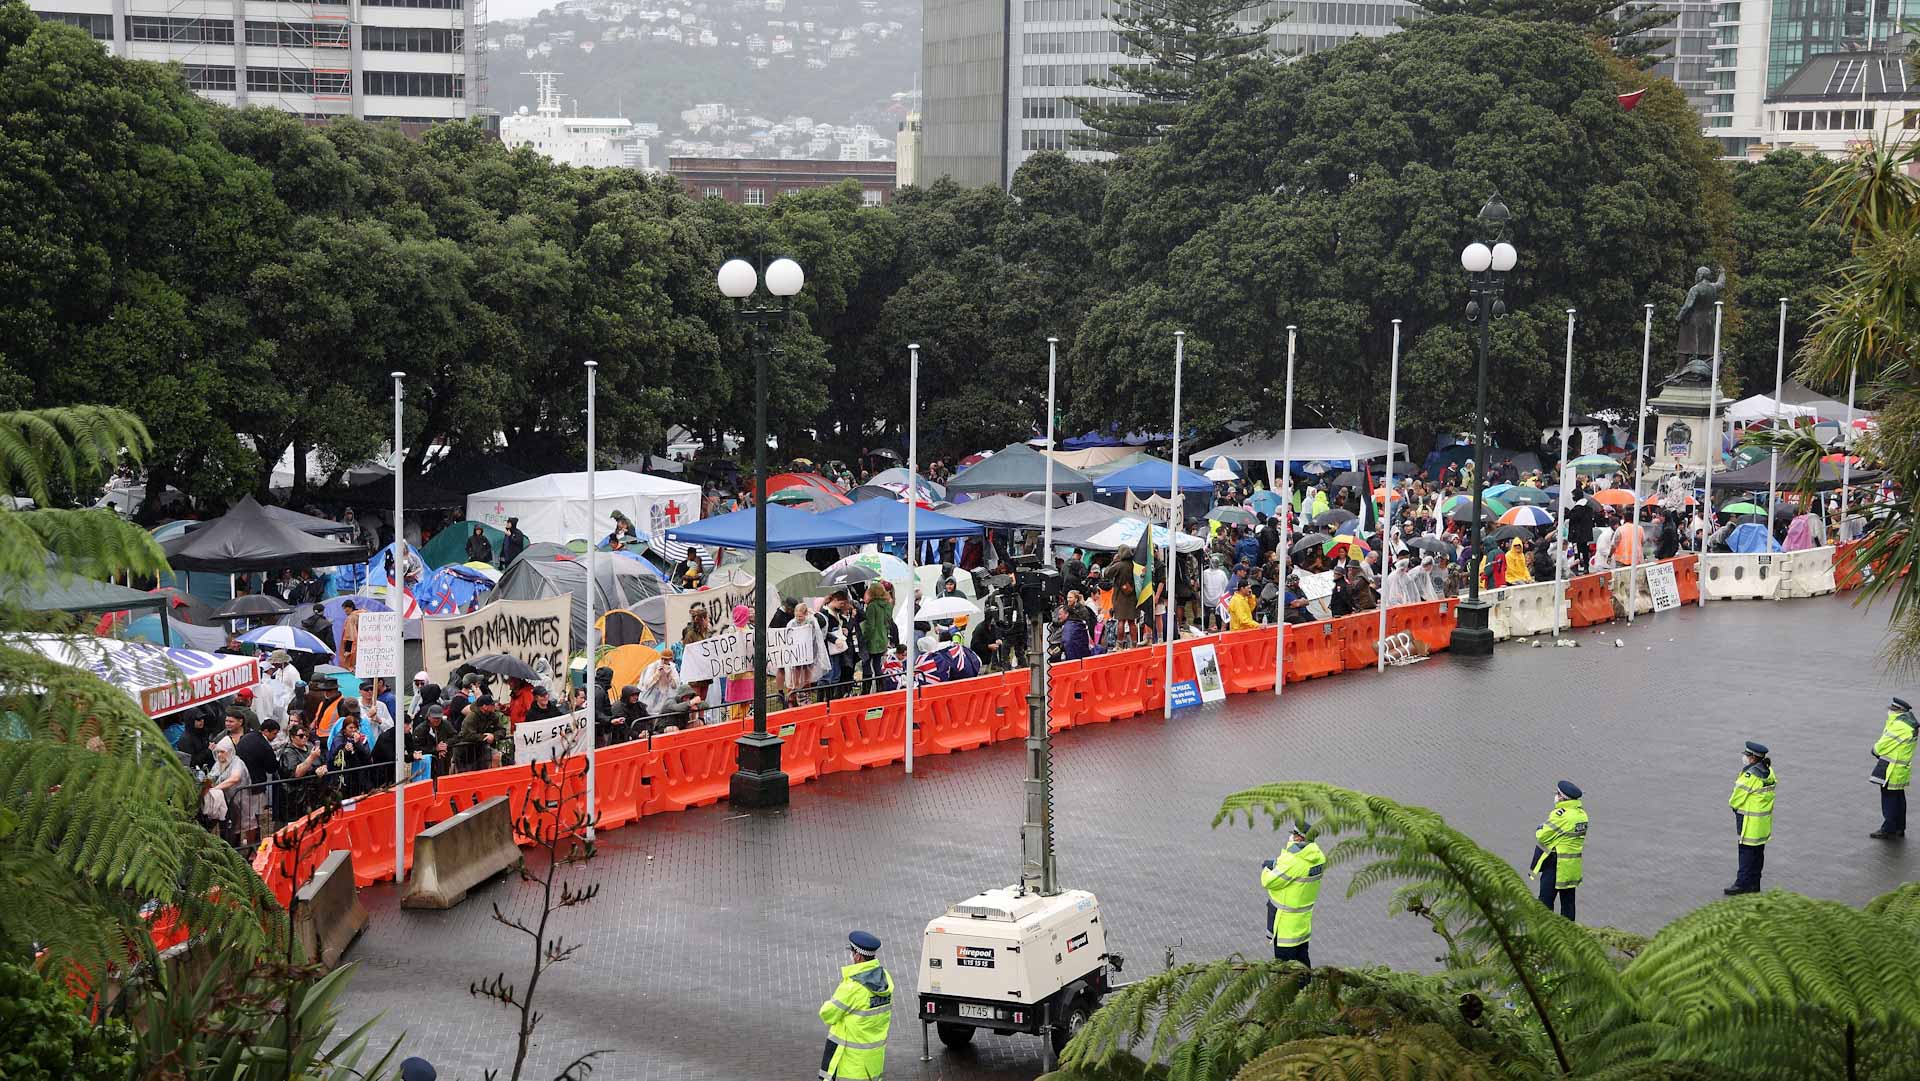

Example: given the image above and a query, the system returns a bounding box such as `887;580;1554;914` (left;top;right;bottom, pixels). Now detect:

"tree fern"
1863;882;1920;930
0;407;152;508
1232;1025;1500;1080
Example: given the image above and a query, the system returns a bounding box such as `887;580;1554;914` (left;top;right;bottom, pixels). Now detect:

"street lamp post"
1448;194;1517;656
717;254;805;810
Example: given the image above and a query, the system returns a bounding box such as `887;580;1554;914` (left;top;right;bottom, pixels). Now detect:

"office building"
1627;0;1719;115
1705;0;1909;157
897;111;921;187
919;0;1421;187
28;0;482;125
669;157;898;205
1750;35;1919;159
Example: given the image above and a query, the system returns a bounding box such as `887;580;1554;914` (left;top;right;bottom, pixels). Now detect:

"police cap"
1893;697;1912;713
1557;780;1583;800
848;930;881;953
1744;740;1769;757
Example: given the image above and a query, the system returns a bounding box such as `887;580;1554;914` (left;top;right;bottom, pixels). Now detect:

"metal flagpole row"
391;372;406;882
584;359;599;837
905;344;919;774
1376;320;1400;672
1628;305;1653;623
1273;326;1297;698
1552;310;1574;638
1766;299;1788;529
1164;332;1182;718
1700;303;1723;608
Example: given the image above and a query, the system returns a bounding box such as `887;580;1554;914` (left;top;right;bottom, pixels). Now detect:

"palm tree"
1054;783;1920;1080
0;406;281;982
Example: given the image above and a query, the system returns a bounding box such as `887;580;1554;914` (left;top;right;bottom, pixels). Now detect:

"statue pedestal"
1646;383;1732;479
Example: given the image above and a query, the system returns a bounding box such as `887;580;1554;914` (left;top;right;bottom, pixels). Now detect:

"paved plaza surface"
338;593;1912;1080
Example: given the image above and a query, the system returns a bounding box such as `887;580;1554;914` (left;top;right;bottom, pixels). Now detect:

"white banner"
663;567;755;645
354;611;402;679
422;595;571;694
513;708;590;762
1645;561;1682;612
1126;491;1178;520
679;625;816;683
1297;571;1336;621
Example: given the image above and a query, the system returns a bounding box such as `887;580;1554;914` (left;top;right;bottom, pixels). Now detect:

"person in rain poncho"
1505;539;1535;585
1380;557;1423;608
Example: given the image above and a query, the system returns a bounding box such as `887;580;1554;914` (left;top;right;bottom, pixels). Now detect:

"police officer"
1260;822;1326;967
818;931;893;1080
1870;696;1915;839
1725;740;1777;894
1529;780;1588;921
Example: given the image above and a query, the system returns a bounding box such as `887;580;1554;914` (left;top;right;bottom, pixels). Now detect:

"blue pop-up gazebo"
818;499;984;542
663;504;883;551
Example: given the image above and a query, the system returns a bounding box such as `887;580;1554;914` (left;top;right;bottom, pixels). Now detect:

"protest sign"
1297;571;1336;621
353;611;401;679
663;566;755;644
1125;491;1178;521
1645;561;1682;612
680;625;816;683
514;709;590;762
422;596;570;694
1168;681;1201;711
1189;642;1226;702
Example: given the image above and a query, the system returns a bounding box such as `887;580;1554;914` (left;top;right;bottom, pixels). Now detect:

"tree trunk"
292;437;310;502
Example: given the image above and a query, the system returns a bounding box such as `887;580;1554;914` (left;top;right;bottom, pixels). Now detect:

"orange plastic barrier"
1387;601;1455;654
333;786;435;885
1043;659;1090;730
641;721;746;815
1215;626;1278;693
1326;614;1378;670
917;678;1007;754
1671;555;1701;604
1078;650;1154;723
822;692;907;773
1566;574;1614;627
994;670;1039;740
1285;620;1346;681
1833;542;1864;590
594;739;658;830
765;702;830;784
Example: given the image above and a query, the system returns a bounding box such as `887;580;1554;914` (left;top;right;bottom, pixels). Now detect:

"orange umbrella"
1591;489;1637;507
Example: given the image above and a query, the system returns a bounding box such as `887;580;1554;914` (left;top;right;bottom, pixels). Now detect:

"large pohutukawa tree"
1050;783;1920;1081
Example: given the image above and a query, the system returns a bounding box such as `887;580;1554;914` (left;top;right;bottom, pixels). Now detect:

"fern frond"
0;407;151;506
1863;882;1920;930
1232;1025;1498;1080
0;509;170;583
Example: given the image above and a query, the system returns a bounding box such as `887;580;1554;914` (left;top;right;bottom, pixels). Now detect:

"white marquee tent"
1188;428;1408;482
467;471;702;545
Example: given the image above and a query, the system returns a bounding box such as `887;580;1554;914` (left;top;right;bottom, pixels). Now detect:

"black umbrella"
1407;536;1453;557
1311;509;1357;530
1444;503;1497;524
212;593;292;620
1488;524;1536;543
1291;533;1332;554
820;564;879;590
463;653;539;681
1499;487;1553;506
1329;470;1369;490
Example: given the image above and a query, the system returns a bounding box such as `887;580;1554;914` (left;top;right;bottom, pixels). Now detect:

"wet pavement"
337;593;1912;1081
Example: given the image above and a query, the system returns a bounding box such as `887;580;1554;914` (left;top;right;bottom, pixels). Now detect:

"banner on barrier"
422;596;571;695
514;708;589;761
663;567;756;645
1168;681;1202;710
354;611;401;679
1190;643;1227;702
680;626;816;683
1645;562;1682;612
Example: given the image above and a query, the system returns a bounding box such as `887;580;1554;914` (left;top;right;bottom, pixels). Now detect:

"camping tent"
162;496;368;573
422;521;505;569
1189;429;1407;485
818;500;984;542
946;443;1096;497
490;554;671;648
1092;459;1216;496
467;470;702;545
664;504;883;551
417;564;497;616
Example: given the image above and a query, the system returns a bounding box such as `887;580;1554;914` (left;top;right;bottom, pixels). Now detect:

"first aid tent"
466;471;702;545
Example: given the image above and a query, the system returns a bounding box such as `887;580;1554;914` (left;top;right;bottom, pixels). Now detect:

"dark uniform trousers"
1533;852;1577;922
1881;786;1908;834
1272;943;1310;967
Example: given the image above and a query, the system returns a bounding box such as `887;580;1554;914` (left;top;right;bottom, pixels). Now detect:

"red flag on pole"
1618;88;1648;111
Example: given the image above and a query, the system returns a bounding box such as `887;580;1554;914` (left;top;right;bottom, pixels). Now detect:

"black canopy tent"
2;573;177;644
163;495;368;573
1708;459;1881;492
184;502;359;539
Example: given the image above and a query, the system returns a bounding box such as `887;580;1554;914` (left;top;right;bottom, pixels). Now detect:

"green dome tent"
422;521;505;569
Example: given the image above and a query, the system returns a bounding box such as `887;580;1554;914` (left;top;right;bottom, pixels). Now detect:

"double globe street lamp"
716;254;804;808
1448;195;1517;656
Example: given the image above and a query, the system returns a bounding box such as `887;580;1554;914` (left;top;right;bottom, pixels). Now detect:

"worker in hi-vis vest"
1870;696;1914;839
818;930;893;1080
1529;779;1588;922
1725;740;1777;895
1261;821;1326;967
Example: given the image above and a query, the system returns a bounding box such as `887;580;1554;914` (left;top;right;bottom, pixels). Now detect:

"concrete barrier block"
1780;546;1836;598
1702;553;1782;600
295;849;368;969
1609;567;1653;616
403;795;522;910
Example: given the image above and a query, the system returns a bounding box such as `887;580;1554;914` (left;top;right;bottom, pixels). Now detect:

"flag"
1618;89;1647;111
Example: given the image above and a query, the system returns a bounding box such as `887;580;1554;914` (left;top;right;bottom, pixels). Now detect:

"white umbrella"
914;595;982;622
238;624;334;654
1204;465;1238;482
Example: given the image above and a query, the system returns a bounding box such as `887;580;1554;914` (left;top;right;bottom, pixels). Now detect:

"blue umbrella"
238;624;334;654
1198;454;1243;475
1726;522;1783;554
1250;490;1284;515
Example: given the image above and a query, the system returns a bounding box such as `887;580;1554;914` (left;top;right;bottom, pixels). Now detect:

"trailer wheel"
1050;995;1092;1057
936;1022;976;1048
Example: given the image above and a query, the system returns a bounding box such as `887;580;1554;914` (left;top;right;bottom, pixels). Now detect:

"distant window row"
184;64;237;91
364;70;464;96
128;16;234;43
249;66;352;94
1778;108;1873;131
247;20;350;47
364;26;464;52
362;0;464;9
37;11;111;38
1025;30;1130;55
1021;128;1077;150
1022;62;1120;87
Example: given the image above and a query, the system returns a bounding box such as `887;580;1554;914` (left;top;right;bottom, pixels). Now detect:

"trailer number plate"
956;946;996;968
958;1004;996;1020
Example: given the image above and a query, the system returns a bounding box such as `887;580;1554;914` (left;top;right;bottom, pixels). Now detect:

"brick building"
668;156;897;206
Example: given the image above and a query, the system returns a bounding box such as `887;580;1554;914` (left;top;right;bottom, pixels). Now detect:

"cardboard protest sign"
422;596;570;694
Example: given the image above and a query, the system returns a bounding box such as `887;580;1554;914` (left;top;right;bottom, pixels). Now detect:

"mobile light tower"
1448;194;1517;656
716;253;804;809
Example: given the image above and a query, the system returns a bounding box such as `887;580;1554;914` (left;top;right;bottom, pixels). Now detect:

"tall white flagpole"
584;359;599;838
1700;303;1723;608
1840;361;1858;540
1164;332;1183;717
1376;320;1400;672
1766;299;1787;530
1552;310;1574;638
1628;305;1653;622
1273;326;1296;697
905;343;918;774
391;371;407;882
